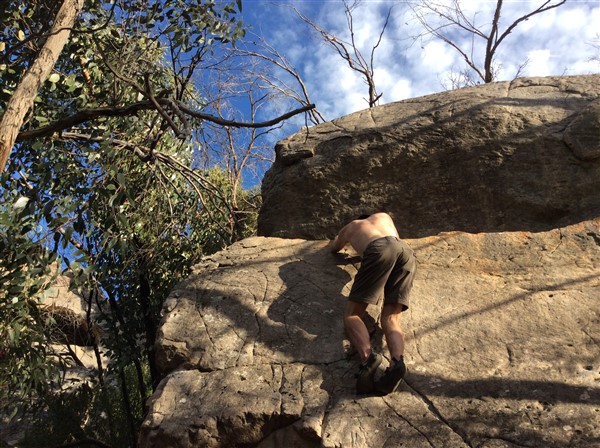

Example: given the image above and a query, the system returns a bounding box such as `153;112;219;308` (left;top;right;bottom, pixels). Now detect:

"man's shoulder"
370;212;392;220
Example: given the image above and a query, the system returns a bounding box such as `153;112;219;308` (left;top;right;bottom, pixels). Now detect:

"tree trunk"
0;0;84;172
139;270;159;389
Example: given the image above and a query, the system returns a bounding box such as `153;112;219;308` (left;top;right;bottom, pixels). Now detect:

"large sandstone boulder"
258;75;600;239
140;218;600;447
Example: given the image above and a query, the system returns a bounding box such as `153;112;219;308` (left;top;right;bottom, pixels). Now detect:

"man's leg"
344;300;371;362
345;300;382;394
374;303;407;395
380;303;405;361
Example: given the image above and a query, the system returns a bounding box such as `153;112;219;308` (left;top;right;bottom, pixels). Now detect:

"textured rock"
140;218;600;448
258;75;600;240
40;273;100;366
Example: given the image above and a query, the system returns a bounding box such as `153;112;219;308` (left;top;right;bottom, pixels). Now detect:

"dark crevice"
405;380;474;448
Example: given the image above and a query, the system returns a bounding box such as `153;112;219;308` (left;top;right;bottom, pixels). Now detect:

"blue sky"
240;0;600;123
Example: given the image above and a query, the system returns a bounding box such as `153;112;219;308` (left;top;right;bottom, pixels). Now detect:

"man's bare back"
330;212;400;256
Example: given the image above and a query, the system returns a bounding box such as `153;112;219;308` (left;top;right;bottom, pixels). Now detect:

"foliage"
21;363;148;447
0;173;64;420
0;0;321;445
21;383;97;447
0;130;259;435
0;0;267;445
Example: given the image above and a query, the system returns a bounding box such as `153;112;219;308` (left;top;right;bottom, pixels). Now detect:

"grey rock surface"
140;218;600;447
258;75;600;239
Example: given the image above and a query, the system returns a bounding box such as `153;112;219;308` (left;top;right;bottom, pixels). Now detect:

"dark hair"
356;214;371;220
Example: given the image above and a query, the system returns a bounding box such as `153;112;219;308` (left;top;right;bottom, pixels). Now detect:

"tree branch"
16;102;155;141
492;0;567;55
172;100;315;128
16;101;316;141
230;37;326;124
411;0;567;86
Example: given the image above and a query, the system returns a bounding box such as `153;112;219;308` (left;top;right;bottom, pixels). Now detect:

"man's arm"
330;223;352;253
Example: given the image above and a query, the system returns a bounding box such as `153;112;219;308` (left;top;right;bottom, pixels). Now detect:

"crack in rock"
405;380;474;448
382;398;436;448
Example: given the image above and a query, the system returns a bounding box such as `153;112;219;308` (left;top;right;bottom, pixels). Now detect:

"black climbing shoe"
356;351;382;394
374;356;407;395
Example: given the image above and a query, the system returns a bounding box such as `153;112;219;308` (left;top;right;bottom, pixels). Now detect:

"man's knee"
380;304;403;329
345;301;368;318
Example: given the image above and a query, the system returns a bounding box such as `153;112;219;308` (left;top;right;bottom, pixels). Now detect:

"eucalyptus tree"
0;0;314;445
0;0;84;171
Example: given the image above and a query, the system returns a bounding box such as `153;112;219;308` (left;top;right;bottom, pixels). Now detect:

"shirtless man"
330;212;416;395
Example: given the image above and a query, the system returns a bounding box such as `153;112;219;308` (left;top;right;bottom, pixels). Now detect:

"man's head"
356;214;371;220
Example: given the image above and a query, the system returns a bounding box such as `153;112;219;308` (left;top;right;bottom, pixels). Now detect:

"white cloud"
421;40;456;72
387;78;413;102
524;49;552;76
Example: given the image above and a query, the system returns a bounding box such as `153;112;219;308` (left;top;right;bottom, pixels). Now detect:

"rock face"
140;219;600;448
141;75;600;447
40;273;100;366
258;75;600;239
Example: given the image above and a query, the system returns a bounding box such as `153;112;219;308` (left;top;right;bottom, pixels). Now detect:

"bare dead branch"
289;0;390;107
411;0;568;86
492;0;567;55
231;36;326;124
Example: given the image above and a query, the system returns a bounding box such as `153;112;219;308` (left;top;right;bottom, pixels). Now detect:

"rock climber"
330;212;417;395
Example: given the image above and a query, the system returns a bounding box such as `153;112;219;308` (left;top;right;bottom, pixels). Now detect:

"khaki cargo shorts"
348;236;416;311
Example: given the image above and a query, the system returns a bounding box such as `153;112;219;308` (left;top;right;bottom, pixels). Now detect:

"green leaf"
48;73;60;83
107;238;117;251
62;226;74;247
108;192;120;207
